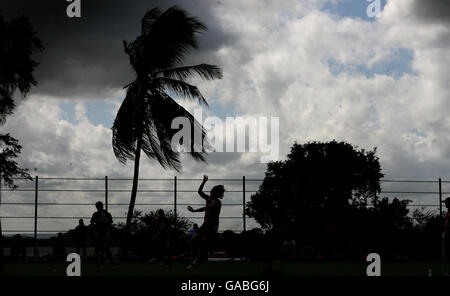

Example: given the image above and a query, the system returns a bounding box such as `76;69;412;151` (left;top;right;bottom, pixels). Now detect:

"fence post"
243;176;246;232
439;178;443;218
105;176;108;212
34;176;38;258
174;176;177;218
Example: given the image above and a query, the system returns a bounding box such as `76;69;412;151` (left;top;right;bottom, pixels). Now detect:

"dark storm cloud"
1;0;232;99
411;0;450;23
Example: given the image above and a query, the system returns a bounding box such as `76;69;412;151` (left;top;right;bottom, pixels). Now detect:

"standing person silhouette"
187;175;225;269
151;209;170;265
90;201;115;270
74;219;87;258
52;232;66;262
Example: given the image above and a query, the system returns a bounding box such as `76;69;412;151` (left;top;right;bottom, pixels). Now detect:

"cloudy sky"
1;0;450;232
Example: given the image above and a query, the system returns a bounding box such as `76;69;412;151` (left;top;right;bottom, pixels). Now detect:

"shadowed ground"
1;260;443;276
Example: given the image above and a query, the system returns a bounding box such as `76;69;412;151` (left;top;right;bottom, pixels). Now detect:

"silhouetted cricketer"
90;201;115;270
187;175;225;269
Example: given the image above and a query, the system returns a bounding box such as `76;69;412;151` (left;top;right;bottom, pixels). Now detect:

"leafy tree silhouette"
112;6;222;240
246;141;384;262
246;141;383;235
114;209;191;259
0;15;43;269
0;15;43;125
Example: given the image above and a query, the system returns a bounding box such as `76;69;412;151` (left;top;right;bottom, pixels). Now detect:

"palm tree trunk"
122;82;145;256
125;82;145;232
125;135;143;236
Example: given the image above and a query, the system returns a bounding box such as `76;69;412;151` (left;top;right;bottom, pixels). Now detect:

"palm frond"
155;77;208;106
154;90;210;160
112;82;210;169
112;82;141;163
140;5;207;72
155;64;223;81
141;120;177;170
140;89;209;171
123;37;146;74
141;7;162;36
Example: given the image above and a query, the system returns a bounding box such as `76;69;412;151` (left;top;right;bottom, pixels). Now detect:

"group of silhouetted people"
37;201;114;270
5;180;450;275
63;175;225;271
43;201;115;269
4;175;227;270
62;192;450;274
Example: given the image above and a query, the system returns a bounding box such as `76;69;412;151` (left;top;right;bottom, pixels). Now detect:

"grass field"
1;260;445;276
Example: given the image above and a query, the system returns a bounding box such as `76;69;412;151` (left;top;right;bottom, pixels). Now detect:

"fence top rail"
1;230;242;233
0;189;258;193
0;216;244;219
8;177;264;181
1;189;446;194
8;177;450;183
380;180;440;183
0;202;244;206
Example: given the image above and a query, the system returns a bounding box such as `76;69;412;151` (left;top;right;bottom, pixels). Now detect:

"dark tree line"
246;141;443;260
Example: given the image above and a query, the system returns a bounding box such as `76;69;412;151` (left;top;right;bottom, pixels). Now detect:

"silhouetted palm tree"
112;6;222;237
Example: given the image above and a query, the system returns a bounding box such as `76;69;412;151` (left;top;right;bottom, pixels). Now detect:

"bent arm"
192;207;207;212
191;201;219;213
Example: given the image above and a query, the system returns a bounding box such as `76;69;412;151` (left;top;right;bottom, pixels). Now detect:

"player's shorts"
95;230;110;248
198;222;218;236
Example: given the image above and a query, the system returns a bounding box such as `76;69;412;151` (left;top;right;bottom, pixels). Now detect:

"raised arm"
198;175;209;200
